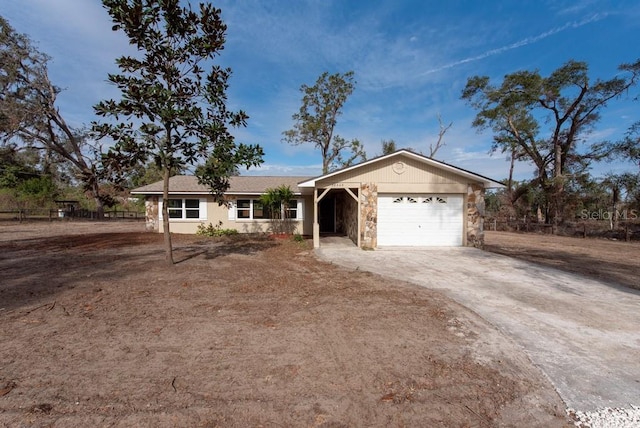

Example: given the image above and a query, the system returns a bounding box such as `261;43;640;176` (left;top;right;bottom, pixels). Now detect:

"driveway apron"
316;245;640;412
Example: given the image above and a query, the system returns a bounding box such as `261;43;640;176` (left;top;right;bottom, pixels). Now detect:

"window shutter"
296;199;304;220
227;200;235;220
199;198;208;220
158;197;164;220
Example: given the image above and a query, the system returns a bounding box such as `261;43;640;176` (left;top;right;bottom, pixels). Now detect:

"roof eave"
298;149;506;188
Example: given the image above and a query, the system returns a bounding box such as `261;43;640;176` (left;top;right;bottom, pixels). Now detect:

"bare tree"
428;114;452;158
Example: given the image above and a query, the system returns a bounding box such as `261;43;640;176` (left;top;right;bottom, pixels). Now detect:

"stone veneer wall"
145;196;159;232
467;184;485;247
360;183;378;248
342;191;358;245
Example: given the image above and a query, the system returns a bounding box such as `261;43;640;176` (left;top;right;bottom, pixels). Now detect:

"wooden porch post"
313;188;320;248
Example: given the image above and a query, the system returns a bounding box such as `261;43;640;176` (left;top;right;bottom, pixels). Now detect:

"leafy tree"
283;71;365;173
461;59;640;226
259;184;295;234
0;16;110;216
380;139;397;155
127;160;184;188
0;145;59;211
602;120;640;168
95;0;263;265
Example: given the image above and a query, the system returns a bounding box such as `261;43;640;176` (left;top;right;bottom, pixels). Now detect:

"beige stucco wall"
316;155;470;192
308;154;489;248
153;194;314;236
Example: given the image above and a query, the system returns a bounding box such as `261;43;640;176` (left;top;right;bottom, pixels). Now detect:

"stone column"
467;184;485;248
359;183;378;249
145;196;159;232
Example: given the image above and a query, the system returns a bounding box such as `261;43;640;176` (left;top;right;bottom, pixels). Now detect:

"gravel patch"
568;405;640;427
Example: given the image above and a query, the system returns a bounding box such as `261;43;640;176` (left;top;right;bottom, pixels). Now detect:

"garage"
377;194;464;246
297;150;505;249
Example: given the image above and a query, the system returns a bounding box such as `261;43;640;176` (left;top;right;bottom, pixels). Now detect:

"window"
252;200;270;219
422;196;447;204
237;200;250;219
167;199;183;218
235;198;302;220
185;199;200;217
285;200;297;219
164;198;203;219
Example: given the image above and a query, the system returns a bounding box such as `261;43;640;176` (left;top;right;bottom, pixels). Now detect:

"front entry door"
319;196;336;233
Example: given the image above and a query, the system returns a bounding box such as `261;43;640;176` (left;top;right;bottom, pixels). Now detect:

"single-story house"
131;150;504;248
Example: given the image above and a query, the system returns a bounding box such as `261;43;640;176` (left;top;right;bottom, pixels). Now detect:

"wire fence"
0;209;145;222
486;218;640;241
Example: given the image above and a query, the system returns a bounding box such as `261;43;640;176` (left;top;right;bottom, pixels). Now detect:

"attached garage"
297;150;505;249
377;194;464;246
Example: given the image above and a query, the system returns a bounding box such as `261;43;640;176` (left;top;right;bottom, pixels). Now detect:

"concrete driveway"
316;242;640;412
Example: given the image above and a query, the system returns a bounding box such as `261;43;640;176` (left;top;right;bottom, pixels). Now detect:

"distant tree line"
2;3;639;256
462;59;640;228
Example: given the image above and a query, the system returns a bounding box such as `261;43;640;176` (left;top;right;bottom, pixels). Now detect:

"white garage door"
378;194;464;246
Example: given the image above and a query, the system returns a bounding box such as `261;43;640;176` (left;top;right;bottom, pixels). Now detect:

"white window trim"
158;197;207;221
234;198;304;221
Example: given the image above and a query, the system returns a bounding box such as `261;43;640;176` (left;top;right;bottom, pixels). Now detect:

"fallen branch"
21;301;56;316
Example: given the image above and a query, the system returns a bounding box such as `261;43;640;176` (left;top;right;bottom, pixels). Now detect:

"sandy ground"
485;231;640;290
0;221;569;427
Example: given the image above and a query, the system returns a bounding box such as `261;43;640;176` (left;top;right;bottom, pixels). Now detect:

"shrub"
196;221;238;237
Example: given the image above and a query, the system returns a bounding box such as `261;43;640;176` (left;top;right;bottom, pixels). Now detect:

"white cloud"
417;13;608;77
244;163;322;177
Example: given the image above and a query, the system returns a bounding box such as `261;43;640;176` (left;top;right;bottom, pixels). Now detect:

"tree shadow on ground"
484;243;640;293
173;235;278;263
0;233;279;312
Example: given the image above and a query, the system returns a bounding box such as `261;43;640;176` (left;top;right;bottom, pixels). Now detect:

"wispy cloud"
418;13;608;76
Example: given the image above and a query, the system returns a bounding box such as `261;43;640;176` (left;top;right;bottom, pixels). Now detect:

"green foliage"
0;17;109;215
461;58;640;224
292;233;304;243
381;139;397;155
0;146;59;209
95;1;263;264
95;0;263;197
259;184;295;219
196;221;238;237
260;184;296;234
283;71;366;173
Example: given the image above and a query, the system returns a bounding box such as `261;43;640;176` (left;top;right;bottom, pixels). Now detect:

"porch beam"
344;187;358;202
316;187;331;203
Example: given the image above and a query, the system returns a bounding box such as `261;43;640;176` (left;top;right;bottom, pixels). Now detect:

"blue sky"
2;0;639;181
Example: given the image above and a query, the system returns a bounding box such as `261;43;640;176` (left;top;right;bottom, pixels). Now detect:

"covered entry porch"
311;185;361;249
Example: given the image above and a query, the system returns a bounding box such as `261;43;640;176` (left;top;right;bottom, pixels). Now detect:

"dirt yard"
0;221;569;427
485;231;640;290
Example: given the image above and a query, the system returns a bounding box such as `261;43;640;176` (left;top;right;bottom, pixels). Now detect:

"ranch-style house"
131;150;505;248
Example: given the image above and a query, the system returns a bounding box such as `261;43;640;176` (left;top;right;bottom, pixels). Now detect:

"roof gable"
298;150;505;188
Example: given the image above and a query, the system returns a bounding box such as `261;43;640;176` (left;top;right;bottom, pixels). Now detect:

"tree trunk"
552;142;564;232
612;187;619;230
91;180;105;219
162;166;174;266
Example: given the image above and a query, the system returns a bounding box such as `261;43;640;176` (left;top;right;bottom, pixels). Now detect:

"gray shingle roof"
131;175;313;195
